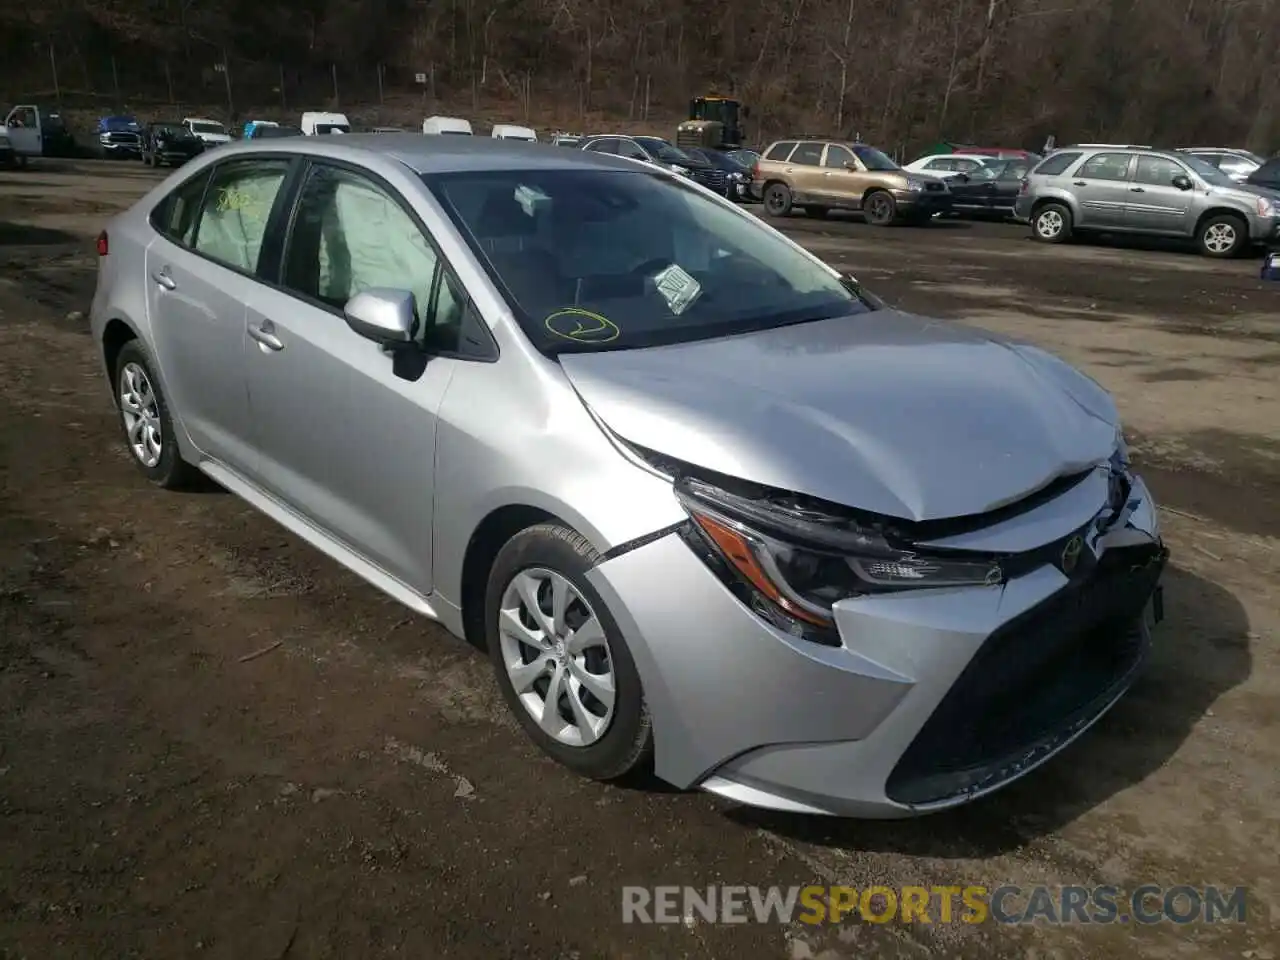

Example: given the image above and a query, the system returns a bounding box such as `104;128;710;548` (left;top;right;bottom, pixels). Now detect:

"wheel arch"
1194;206;1248;236
101;316;140;398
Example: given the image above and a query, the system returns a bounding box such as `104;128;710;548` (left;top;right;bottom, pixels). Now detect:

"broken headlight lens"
676;478;1003;630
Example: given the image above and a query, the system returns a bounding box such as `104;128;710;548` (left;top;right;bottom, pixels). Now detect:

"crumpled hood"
559;310;1120;522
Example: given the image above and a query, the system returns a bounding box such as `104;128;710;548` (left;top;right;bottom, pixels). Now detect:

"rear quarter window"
1032;152;1082;176
765;141;798;161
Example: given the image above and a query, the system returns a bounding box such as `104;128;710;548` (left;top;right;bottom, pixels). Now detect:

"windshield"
728;149;759;167
425;169;870;354
635;137;696;165
315;123;351;134
1181;154;1234;186
155;124;194;138
189;121;226;135
851;145;899;171
966;163;999;180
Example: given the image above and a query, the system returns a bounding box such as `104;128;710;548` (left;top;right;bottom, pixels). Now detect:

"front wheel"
763;183;793;218
486;523;652;781
863;190;897;226
1197;214;1246;258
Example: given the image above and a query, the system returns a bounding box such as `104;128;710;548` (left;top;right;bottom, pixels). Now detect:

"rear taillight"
96;231;109;256
1019;178;1030;195
751;162;760;180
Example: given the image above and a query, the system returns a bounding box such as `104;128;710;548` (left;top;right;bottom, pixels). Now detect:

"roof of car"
209;133;648;174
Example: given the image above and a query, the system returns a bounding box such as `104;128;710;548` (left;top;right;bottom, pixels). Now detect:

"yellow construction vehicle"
676;95;748;150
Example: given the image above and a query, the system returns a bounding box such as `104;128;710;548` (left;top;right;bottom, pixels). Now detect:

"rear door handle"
151;269;176;290
248;320;284;352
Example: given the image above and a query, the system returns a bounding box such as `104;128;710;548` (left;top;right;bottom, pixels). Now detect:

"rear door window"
1032;151;1082;176
765;141;798;161
191;158;292;273
1078;153;1134;181
789;142;824;165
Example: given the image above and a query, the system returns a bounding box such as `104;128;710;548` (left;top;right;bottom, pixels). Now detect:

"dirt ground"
0;160;1276;960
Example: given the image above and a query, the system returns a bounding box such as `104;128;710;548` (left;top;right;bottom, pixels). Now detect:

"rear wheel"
113;341;198;489
1032;203;1073;243
863;190;897;226
763;183;793;218
1196;214;1246;258
486;523;652;781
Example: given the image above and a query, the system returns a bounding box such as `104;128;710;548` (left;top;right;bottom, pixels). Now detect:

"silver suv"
1014;145;1280;257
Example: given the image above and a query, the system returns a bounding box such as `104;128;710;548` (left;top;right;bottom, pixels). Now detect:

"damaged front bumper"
585;471;1165;818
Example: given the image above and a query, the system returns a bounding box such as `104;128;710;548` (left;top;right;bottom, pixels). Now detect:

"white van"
301;112;351;135
422;116;472;136
491;123;537;142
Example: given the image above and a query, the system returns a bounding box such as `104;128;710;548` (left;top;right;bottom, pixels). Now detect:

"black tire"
1031;202;1073;243
863;189;897;226
763;182;793;218
1196;213;1247;258
805;206;829;219
112;341;199;489
485;522;653;781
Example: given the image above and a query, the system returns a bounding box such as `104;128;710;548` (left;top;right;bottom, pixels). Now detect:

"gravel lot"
1;160;1276;959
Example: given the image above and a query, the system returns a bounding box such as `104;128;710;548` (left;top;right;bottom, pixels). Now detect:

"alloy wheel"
1036;209;1065;238
1203;222;1237;255
118;361;163;468
497;567;616;748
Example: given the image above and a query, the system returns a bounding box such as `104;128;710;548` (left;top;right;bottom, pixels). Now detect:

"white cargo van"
422;116;472;136
301;112;351;135
491;123;537;142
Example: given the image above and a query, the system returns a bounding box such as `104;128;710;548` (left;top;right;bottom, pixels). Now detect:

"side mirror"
343;288;417;347
955;173;970;183
844;161;859;172
1171;175;1193;190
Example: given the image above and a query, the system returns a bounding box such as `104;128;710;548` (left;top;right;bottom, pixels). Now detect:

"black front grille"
104;132;140;145
694;168;727;191
885;542;1167;806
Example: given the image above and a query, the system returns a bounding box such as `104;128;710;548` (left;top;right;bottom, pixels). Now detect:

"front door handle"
1073;180;1087;186
1129;186;1145;192
248;321;284;352
151;269;176;290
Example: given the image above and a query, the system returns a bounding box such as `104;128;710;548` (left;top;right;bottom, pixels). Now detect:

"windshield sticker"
544;308;620;344
651;263;702;315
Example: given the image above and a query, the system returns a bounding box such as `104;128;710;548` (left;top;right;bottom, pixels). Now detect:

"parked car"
946;157;1033;218
140;121;205;167
89;136;1167;818
1176;147;1265;183
422;116;472;135
754;139;952;224
902;153;994;177
242;120;278;139
183;117;232;148
581;135;729;195
301;112;351;135
249;124;303;140
95;115;143;160
1015;146;1280;257
3;104;77;158
681;145;753;200
491;123;537;142
1245;156;1280;193
550;133;583;148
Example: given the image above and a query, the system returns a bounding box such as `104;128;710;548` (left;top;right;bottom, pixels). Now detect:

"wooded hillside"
3;0;1277;151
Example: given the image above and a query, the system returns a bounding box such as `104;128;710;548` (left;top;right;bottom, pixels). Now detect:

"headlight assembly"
675;477;1004;637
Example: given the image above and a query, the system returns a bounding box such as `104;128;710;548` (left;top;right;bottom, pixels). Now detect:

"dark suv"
140;121;204;167
1246;157;1280;193
580;135;729;195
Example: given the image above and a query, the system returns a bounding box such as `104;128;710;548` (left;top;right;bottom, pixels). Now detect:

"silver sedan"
90;135;1167;817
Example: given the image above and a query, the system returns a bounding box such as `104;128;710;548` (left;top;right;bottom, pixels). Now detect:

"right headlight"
675;477;1004;638
1256;196;1275;217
